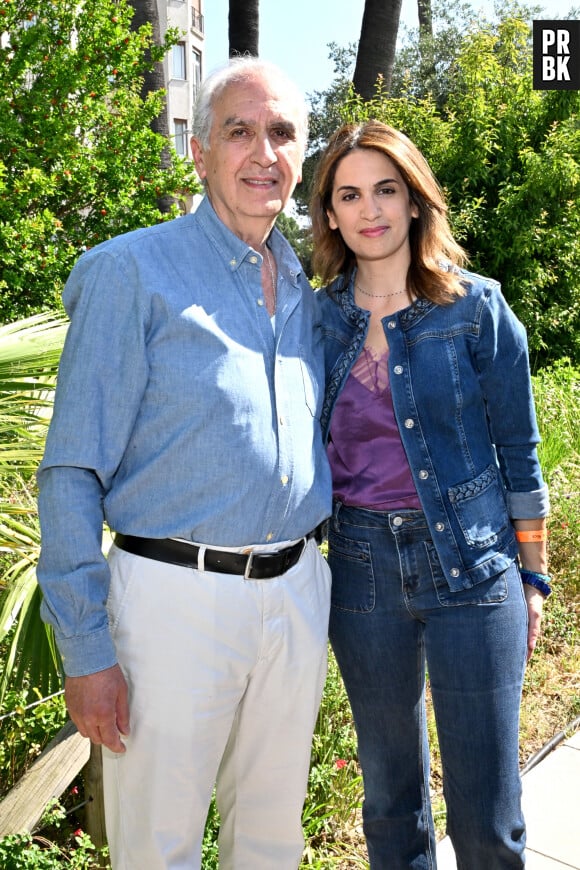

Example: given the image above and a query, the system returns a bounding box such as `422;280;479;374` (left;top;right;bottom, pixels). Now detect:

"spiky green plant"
0;312;68;708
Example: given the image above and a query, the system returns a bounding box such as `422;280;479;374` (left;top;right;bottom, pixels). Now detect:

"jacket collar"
330;272;434;330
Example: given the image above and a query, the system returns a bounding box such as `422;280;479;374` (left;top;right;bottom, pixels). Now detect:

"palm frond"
0;311;68;390
0;313;68;702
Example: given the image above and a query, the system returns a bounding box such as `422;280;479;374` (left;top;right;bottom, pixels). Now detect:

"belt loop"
197;545;206;573
244;551;255;580
332;500;342;532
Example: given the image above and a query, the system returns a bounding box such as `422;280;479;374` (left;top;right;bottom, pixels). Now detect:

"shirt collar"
194;196;303;287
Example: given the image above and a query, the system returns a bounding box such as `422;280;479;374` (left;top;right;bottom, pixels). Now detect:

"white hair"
192;57;309;158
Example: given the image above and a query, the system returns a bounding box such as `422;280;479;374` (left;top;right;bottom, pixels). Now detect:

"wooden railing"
0;721;106;849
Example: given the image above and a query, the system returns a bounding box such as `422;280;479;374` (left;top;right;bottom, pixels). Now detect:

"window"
174;120;189;157
172;43;186;80
192;48;202;96
191;7;204;33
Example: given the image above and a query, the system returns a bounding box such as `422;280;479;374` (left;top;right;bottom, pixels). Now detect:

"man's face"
191;73;304;245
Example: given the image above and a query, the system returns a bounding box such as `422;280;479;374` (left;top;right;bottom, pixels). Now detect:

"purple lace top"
328;346;421;510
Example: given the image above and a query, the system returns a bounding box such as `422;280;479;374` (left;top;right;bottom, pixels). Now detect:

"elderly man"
36;58;332;869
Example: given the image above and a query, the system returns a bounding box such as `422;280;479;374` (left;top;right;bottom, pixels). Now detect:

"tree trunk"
353;0;403;100
229;0;260;58
417;0;437;93
128;0;175;213
417;0;433;37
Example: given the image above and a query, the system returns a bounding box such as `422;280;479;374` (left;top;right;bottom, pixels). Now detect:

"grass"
0;362;579;868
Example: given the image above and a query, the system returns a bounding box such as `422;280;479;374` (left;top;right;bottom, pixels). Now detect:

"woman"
311;121;550;870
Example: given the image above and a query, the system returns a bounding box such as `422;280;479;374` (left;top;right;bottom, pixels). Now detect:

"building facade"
159;0;205;161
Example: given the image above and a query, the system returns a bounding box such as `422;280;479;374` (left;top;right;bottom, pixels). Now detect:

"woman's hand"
524;584;545;661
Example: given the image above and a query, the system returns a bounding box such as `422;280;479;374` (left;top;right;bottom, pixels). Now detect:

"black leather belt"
113;525;325;580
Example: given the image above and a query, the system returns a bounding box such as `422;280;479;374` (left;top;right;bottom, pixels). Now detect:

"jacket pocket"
448;464;509;548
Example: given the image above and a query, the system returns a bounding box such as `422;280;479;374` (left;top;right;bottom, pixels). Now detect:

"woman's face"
327;148;418;269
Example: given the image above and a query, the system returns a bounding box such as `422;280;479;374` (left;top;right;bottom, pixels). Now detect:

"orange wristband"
515;529;547;543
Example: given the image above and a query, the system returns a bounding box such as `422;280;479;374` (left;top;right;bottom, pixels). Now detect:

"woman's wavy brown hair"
310;121;468;304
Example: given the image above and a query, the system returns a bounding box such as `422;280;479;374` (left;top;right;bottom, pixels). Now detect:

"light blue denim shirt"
317;268;549;593
37;196;332;677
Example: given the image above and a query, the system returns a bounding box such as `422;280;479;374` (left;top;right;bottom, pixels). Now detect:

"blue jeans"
328;503;528;870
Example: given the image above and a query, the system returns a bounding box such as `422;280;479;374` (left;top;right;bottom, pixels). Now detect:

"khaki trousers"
102;538;331;869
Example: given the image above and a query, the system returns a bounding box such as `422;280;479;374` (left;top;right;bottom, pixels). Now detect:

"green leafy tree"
0;0;199;323
127;0;177;214
442;20;580;366
323;14;580;367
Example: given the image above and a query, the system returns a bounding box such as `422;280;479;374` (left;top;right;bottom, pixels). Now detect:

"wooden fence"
0;720;106;852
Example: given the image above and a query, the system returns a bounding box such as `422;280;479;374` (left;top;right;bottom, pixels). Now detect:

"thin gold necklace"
356;282;406;300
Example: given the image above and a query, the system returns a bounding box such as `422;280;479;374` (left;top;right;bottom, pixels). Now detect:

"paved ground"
437;729;580;869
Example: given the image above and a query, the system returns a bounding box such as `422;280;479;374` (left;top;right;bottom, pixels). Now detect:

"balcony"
191;8;204;34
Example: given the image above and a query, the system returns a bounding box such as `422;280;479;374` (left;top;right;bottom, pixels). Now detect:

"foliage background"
300;6;580;369
0;0;199;323
0;0;578;866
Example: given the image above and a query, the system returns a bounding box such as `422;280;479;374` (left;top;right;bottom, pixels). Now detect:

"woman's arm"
513;518;549;660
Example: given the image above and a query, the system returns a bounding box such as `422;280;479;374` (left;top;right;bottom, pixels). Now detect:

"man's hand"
65;664;130;753
524;585;544;662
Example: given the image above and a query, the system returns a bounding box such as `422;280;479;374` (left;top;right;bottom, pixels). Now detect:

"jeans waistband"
332;500;428;532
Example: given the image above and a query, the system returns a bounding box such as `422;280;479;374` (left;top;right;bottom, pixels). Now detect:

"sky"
202;0;574;96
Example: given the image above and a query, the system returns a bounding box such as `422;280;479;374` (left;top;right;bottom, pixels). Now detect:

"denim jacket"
316;269;549;592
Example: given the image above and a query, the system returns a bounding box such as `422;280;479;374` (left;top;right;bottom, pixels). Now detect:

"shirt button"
229;258;237;267
404;418;414;429
435;522;445;532
418;469;429;480
257;298;264;306
387;320;396;329
249;255;258;264
281;474;289;485
450;568;460;578
392;516;403;527
394;365;403;374
266;532;273;542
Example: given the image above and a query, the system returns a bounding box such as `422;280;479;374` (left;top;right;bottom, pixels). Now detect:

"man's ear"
190;137;207;180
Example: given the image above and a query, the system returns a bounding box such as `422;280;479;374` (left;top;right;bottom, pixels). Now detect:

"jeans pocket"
328;529;375;613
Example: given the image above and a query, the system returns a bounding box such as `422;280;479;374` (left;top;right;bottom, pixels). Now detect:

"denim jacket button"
419;469;429;479
450;568;460;577
404;418;414;429
435;522;445;532
392;516;403;527
394;365;403;375
387;320;396;329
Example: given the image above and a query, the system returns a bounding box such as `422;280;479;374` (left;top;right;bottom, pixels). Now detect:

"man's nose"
251;135;277;165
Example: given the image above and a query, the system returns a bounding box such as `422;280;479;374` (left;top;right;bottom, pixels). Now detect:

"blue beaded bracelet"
520;569;552;598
